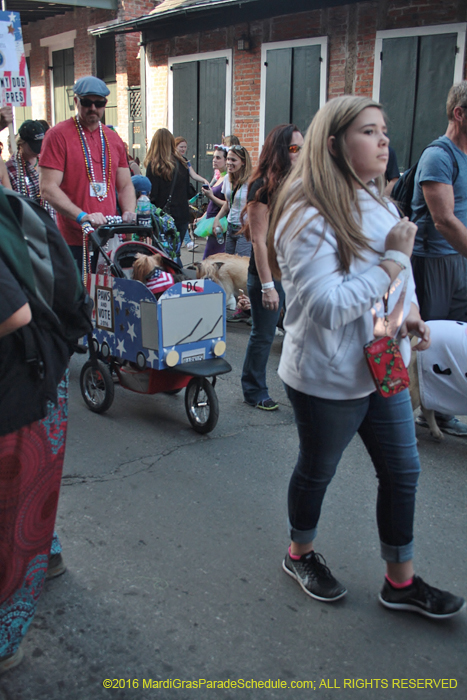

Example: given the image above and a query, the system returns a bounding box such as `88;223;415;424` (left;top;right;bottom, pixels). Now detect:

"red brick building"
92;0;467;177
7;1;467;175
7;0;151;152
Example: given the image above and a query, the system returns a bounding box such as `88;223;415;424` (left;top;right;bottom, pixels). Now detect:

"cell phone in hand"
202;184;210;190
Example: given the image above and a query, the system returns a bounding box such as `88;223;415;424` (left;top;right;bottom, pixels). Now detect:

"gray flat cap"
73;76;110;97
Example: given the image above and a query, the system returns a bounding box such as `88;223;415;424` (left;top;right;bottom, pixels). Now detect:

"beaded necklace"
74;116;112;201
15;151;40;201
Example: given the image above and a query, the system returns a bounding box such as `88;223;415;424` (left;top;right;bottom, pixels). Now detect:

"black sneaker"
283;550;347;602
256;398;278;411
379;575;466;619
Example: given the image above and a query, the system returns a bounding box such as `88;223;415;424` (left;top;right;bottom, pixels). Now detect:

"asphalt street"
1;245;466;700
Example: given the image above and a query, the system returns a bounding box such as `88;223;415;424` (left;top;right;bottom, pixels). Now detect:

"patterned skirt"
0;373;68;658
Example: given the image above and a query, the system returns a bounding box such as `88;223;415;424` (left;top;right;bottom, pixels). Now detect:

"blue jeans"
242;272;284;404
285;385;420;563
225;224;252;257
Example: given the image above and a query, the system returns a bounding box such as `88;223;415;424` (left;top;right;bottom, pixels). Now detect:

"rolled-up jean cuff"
380;539;414;563
288;520;318;544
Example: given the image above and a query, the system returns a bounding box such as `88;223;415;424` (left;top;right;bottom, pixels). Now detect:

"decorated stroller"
79;223;231;433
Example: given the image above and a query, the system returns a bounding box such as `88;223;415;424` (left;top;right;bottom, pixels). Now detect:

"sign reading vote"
96;287;114;330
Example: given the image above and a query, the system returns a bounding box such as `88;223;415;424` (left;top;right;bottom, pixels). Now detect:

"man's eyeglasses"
79;98;107;109
288;144;302;154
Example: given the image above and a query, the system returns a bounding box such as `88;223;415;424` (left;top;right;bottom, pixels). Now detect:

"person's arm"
116;166;137;222
187;163;209;186
203;185;225;209
0;106;13;132
248;201;280;311
277;218;416;331
421;180;467;256
0;158;12;189
212;200;230;232
0;303;31;338
39;166;107;226
399;302;430;351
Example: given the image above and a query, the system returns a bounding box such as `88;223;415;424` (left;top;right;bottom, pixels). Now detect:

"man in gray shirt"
411;81;467;436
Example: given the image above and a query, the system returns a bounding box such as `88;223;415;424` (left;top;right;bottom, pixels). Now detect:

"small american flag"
146;268;174;295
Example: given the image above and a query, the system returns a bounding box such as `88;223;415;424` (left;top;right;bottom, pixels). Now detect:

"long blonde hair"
269;95;393;277
144;128;186;180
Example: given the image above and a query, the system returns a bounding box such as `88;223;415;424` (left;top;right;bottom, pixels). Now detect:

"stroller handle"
87;224;153;251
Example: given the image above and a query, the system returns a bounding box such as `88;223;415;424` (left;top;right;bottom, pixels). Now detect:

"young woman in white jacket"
269;95;465;619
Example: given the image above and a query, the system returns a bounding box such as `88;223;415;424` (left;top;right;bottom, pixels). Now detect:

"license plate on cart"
182;349;205;363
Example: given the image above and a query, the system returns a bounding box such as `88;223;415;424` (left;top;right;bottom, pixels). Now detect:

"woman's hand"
262;286;280;311
399;304;431;351
384;217;417;257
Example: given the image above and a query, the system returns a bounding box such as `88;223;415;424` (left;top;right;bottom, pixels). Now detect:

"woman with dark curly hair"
241;124;303;410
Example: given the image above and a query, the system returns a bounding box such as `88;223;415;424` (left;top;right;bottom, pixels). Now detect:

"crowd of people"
1;75;467;675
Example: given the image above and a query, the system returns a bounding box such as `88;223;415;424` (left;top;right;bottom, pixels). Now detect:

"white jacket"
275;189;417;400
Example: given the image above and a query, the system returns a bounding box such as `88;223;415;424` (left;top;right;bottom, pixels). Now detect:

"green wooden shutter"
198;58;226;181
264;48;292;138
379;33;458;170
291;45;321;135
410;33;457;163
379;37;418;172
172;61;198;162
52;48;74;125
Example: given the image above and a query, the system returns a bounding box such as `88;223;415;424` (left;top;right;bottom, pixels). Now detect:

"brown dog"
132;252;165;282
193;253;249;300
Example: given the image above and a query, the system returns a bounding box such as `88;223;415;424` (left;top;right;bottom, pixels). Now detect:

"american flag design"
146;268;174;295
0;11;30;107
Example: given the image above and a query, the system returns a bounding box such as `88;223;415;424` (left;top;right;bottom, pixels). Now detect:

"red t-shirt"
40;117;128;246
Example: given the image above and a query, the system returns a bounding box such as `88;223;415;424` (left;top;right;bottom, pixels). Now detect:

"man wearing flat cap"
40;76;136;271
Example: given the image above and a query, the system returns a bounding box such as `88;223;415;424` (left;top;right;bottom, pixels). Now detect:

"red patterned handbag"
364;335;410;397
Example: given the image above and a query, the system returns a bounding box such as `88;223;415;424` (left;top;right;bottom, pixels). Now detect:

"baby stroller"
80;223;231;433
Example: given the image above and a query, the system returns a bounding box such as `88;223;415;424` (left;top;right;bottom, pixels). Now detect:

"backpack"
0;188;93;384
150;205;181;259
391;139;459;219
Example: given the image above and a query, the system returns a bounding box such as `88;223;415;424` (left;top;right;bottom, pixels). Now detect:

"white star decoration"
114;289;125;305
127;323;136;341
9;12;16;23
116;339;126;356
147;350;158;367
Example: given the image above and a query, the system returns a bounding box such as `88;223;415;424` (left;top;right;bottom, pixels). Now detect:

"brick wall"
20;0;154;131
144;0;467;163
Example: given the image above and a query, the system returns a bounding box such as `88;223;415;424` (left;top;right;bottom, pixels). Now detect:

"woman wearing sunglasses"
241;124;303;410
212;144;252;257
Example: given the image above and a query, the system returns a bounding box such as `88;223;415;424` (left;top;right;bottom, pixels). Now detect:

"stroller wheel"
80;360;115;413
184;377;219;434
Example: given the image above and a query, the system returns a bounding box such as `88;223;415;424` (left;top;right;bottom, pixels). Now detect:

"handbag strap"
164;159;179;209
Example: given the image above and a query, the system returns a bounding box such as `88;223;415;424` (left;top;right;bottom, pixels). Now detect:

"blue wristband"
76;211;88;224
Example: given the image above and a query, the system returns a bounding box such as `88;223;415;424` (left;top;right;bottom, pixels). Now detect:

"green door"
52;48;74;125
379;33;458;171
96;35;117;128
172;58;227;184
198;58;226;180
264;44;321;139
